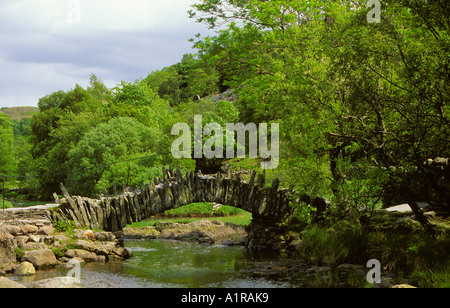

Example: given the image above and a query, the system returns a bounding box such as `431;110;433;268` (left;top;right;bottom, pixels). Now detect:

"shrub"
54;220;75;233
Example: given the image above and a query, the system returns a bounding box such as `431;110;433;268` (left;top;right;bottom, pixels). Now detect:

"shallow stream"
10;239;305;288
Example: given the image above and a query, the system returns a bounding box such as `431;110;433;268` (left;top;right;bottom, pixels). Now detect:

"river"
9;239;308;288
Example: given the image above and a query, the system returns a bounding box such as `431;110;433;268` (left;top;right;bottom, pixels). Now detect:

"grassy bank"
0;199;13;209
294;216;450;288
129;202;252;228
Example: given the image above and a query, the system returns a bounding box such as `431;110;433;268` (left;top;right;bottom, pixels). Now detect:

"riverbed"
9;239;308;288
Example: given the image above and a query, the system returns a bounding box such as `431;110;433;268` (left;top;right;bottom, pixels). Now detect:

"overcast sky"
0;0;214;108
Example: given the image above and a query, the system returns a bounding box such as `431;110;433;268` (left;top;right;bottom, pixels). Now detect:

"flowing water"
10;239;304;288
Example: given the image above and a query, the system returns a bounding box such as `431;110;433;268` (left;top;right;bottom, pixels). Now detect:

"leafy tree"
30;80;109;197
144;66;183;104
171;98;240;173
67;117;163;196
144;54;221;106
188;0;450;219
0;113;16;176
112;80;159;107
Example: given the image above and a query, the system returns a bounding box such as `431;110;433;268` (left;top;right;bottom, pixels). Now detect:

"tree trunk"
407;201;436;236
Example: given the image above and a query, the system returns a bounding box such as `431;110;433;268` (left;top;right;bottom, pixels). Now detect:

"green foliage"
15;0;450;228
163;202;248;217
130;202;252;228
15;248;25;260
299;222;369;268
144;54;221;106
410;262;450;288
0;113;16;176
26;75;182;198
171;98;241;173
1;199;13;209
190;0;449;217
68;117;162;196
1;0;445;287
54;220;75;233
112;80;158;107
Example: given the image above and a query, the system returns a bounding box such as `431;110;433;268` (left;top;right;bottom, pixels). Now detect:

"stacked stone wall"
50;168;295;233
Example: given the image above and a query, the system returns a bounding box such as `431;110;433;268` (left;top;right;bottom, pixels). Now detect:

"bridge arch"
50;167;295;239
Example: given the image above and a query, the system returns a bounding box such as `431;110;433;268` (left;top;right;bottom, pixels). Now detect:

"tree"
144;54;221;106
67;117;163;196
112;80;159;107
171;98;240;173
188;0;450;218
0;113;16;176
30;79;109;197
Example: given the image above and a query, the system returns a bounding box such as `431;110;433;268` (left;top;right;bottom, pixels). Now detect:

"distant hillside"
0;107;39;120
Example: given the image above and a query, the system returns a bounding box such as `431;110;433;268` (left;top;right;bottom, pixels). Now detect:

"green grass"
163;202;246;217
129;202;252;228
0;199;13;209
410;262;450;288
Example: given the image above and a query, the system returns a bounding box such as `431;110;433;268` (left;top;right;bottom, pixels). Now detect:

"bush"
54;220;75;233
410;262;450;288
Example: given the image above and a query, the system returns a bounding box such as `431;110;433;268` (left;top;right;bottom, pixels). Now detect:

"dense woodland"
1;0;450;286
1;0;447;203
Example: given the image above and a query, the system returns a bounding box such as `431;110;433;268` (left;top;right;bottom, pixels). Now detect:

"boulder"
92;242;116;256
27;234;41;243
28;277;82;288
15;235;28;244
0;277;26;288
65;249;97;262
93;231;115;242
22;224;38;234
5;225;21;236
1;263;16;274
18;241;46;251
0;228;17;268
95;255;106;263
14;261;36;276
36;225;54;236
82;230;95;241
22;249;58;269
75;239;96;252
75;239;117;256
112;247;132;259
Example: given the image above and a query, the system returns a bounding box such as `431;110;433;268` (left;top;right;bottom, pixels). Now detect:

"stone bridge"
49;167;296;247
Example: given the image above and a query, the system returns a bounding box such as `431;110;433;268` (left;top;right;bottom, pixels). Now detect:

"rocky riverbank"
0;217;131;288
123;219;247;245
1;205;426;288
120;219;397;287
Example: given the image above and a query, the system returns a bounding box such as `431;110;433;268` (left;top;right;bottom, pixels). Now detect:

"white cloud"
0;0;213;108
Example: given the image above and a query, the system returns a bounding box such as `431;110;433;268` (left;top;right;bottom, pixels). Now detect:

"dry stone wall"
49;168;295;232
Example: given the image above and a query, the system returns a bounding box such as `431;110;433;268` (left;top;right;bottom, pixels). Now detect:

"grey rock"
0;277;26;288
22;249;58;269
14;261;36;276
65;249;97;262
28;277;82;288
0;228;17;268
